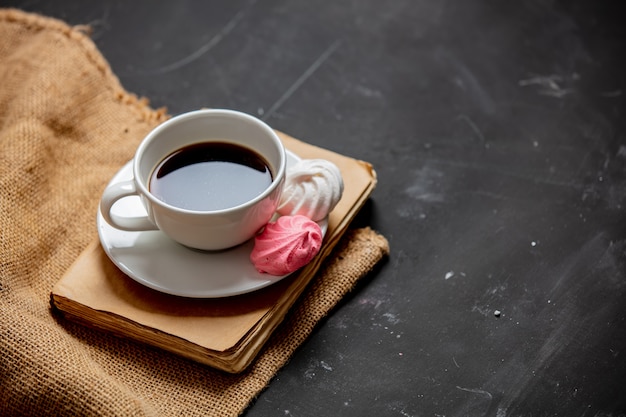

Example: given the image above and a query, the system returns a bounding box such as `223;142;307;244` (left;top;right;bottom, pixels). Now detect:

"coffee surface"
149;142;272;211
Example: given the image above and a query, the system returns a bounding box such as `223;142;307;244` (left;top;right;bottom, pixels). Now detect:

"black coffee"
149;142;273;211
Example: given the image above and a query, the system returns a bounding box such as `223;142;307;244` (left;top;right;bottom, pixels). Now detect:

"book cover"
51;132;377;373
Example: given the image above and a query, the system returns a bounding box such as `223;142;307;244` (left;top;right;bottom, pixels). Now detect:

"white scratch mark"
355;84;383;98
263;40;342;120
539;88;573;98
359;297;384;309
457;114;486;143
320;361;333;371
388;402;415;417
383;312;400;325
519;75;562;90
456;386;493;400
519;74;573;98
437;48;495;114
147;2;255;74
453;356;460;368
472;305;491;316
404;188;445;203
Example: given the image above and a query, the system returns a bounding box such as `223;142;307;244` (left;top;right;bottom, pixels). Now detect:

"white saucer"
97;150;327;298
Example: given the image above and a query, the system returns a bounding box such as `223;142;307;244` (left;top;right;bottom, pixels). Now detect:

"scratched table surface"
6;0;626;415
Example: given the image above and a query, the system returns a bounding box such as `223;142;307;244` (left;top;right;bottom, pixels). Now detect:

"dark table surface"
5;0;626;415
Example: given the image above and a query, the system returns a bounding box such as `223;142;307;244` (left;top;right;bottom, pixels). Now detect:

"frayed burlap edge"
0;8;168;124
0;8;389;417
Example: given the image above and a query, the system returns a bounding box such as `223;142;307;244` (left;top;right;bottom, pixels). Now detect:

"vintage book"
51;132;377;373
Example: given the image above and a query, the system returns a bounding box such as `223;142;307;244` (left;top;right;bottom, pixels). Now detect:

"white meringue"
276;159;344;221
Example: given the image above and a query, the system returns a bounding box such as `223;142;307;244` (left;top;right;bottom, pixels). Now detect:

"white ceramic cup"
100;109;286;250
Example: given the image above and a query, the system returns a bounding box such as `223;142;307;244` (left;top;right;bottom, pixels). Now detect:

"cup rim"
132;108;286;215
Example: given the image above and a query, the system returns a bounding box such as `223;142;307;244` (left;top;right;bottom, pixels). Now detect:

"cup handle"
100;180;158;231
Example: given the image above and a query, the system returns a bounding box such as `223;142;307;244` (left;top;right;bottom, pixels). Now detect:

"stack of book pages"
51;132;377;373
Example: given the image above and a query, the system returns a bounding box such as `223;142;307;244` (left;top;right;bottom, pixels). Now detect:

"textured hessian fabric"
0;9;389;416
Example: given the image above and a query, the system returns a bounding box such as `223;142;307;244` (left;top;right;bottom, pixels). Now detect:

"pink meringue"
250;215;323;275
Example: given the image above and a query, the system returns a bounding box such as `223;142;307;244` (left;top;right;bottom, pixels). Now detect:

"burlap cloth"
0;9;389;417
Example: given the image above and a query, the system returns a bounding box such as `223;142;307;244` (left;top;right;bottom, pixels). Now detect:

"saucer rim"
97;150;328;298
